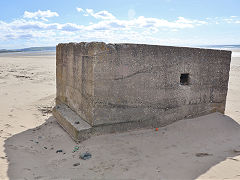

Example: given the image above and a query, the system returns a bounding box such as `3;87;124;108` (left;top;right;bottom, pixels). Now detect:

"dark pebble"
80;152;92;160
73;163;80;166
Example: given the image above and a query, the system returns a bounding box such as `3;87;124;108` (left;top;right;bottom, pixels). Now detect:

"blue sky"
0;0;240;49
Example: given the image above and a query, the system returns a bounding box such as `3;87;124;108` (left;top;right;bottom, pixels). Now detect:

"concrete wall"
56;42;231;126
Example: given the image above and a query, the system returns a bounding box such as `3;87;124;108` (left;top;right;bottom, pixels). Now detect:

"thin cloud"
23;10;59;21
85;9;116;20
60;23;84;31
76;7;84;12
205;16;240;24
9;19;59;30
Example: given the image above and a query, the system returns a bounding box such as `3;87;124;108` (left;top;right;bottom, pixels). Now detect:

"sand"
0;49;239;180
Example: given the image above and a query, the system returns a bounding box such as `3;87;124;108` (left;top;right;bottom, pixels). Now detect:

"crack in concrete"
114;67;153;80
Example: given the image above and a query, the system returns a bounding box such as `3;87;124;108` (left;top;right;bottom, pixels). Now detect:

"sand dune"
0;50;240;179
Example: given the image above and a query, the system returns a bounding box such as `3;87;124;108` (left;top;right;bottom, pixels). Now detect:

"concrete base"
52;104;91;141
53;103;216;142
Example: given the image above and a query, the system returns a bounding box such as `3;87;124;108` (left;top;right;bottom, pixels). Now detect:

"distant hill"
200;45;240;49
0;49;22;53
0;46;55;53
1;44;239;54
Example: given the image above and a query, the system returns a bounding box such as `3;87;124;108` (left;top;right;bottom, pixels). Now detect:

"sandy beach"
0;49;240;179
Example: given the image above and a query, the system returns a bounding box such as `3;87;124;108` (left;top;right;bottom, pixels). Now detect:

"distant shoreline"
0;46;56;54
0;50;56;57
0;50;22;53
1;45;240;54
0;50;56;54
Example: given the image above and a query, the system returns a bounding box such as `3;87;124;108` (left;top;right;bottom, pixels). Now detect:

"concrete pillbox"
53;42;231;141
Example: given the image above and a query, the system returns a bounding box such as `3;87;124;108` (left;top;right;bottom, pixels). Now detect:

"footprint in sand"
4;124;11;128
195;153;213;157
14;75;31;79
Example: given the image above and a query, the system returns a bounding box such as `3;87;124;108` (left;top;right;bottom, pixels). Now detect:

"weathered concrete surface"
53;42;231;141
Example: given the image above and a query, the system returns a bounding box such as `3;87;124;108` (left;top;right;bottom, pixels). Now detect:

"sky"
0;0;240;49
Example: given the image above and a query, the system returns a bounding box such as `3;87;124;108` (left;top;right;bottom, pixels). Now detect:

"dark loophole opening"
180;73;189;85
